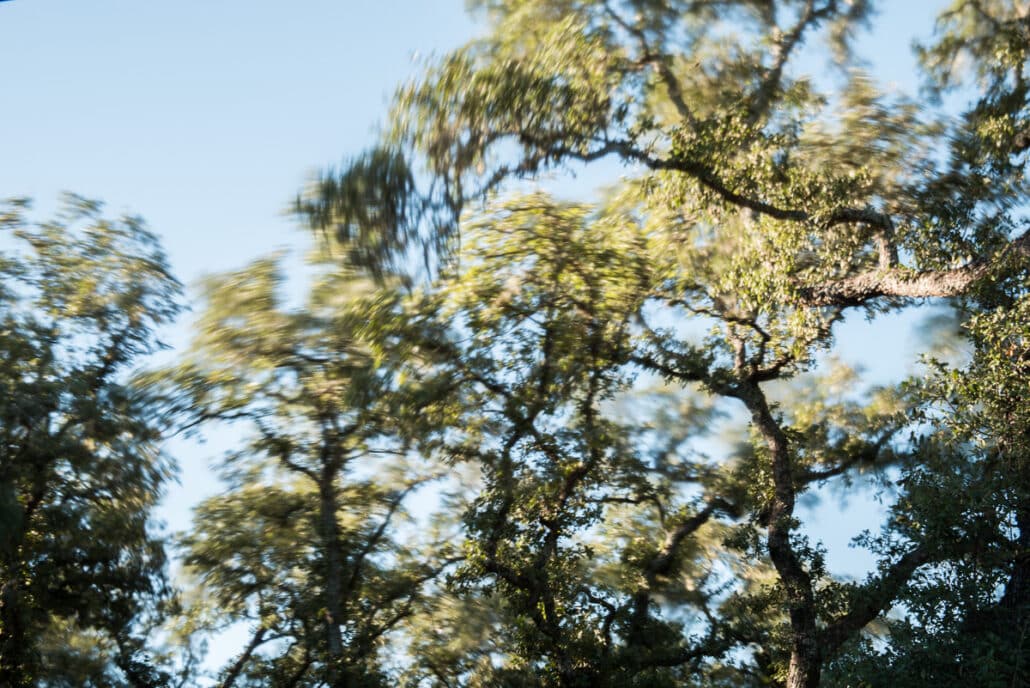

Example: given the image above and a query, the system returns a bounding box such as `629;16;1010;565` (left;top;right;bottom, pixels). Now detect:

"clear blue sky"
0;0;477;284
0;0;950;675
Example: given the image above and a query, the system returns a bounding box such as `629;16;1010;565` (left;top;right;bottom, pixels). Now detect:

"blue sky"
0;0;952;676
0;0;477;286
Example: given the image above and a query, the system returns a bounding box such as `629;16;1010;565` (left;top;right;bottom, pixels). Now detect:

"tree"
399;196;729;687
158;251;458;687
293;2;1029;687
822;296;1030;685
0;195;182;687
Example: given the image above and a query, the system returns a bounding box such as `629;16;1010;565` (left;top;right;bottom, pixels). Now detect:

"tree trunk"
740;382;822;688
318;468;346;685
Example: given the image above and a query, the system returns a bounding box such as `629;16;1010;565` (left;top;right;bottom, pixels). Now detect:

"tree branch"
799;227;1030;306
819;544;931;657
219;626;270;688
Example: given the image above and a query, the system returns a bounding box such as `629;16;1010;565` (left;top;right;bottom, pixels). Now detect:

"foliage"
7;3;1029;688
153;252;458;686
289;1;1030;687
0;196;182;687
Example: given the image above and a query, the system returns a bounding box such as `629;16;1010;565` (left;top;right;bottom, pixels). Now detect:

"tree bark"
800;228;1030;306
738;382;821;688
318;466;346;685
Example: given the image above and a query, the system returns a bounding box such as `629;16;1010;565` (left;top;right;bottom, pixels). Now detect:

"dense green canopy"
0;197;181;687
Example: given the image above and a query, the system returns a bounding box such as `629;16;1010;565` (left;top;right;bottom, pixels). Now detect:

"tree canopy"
0;196;182;687
289;1;1030;686
2;2;1028;688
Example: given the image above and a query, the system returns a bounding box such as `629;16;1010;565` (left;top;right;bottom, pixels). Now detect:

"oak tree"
295;1;1030;687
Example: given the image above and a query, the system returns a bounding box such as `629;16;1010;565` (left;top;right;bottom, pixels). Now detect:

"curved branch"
799;227;1030;306
819;545;931;658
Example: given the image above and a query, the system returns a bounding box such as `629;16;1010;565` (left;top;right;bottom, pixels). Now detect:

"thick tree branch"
645;499;728;581
819;545;931;657
800;227;1030;306
735;380;820;688
627;497;733;654
799;430;897;485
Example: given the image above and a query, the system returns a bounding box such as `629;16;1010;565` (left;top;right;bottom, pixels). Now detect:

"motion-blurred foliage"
3;2;1029;688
